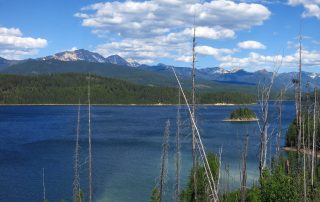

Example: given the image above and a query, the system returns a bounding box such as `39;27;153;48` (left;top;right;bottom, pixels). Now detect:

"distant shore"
223;118;258;122
212;102;256;106
283;147;320;158
0;103;256;106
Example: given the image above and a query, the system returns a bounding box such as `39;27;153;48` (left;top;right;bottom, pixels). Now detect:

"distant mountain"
2;48;320;92
40;49;107;63
0;59;256;94
106;55;130;66
0;57;22;70
140;63;319;91
39;49;140;67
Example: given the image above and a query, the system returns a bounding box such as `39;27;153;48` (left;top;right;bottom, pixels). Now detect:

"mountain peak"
126;58;140;67
105;55;130;66
41;49;107;63
229;68;242;73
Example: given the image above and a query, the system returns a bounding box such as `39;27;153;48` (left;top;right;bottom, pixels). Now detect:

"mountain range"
0;49;318;92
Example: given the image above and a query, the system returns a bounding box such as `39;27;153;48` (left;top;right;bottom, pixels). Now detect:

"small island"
224;107;258;122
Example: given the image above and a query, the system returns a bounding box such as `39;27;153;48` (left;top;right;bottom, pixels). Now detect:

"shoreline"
223;118;258;122
283;147;320;158
0;103;257;107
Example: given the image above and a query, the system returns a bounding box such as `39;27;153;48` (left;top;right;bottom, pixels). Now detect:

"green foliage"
285;119;298;147
200;92;256;104
150;188;160;202
260;169;298;202
230;107;256;120
246;186;261;202
0;73;256;104
179;152;219;202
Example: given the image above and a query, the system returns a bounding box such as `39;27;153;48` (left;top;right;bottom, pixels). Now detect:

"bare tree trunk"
259;96;269;178
88;75;93;202
217;146;223;195
311;88;317;187
241;135;249;202
303;119;307;202
172;67;219;201
73;102;81;202
298;34;303;152
276;90;283;158
175;91;181;202
307;84;311;174
258;67;280;177
293;80;299;150
191;26;198;202
43;168;46;202
159;120;170;202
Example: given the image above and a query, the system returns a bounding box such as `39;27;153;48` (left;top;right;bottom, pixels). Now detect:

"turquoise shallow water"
0;103;295;202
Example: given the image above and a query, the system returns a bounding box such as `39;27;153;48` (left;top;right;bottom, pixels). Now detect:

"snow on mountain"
229;68;242;73
309;72;320;79
126;58;140;67
39;49;141;67
105;55;129;66
41;49;107;63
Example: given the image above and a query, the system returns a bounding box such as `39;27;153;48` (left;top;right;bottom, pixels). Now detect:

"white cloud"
76;0;271;63
0;27;22;37
70;47;78;51
196;46;236;57
238;40;266;49
176;55;193;62
95;36;190;64
0;26;47;59
76;0;270;38
288;0;320;19
218;49;320;71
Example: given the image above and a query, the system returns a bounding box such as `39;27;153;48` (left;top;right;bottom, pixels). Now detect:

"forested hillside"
0;73;256;104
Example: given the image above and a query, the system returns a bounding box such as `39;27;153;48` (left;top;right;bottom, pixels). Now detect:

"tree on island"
230;107;257;120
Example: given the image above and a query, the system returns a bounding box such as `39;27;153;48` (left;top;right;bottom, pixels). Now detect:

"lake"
0;102;295;202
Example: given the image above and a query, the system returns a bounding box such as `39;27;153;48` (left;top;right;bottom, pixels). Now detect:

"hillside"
0;73;256;104
0;59;257;94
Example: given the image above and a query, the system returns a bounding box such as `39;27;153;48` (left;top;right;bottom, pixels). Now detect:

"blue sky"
0;0;319;72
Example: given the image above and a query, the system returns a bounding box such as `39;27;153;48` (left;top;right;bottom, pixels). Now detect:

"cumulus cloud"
218;49;320;71
75;0;271;62
196;46;236;57
288;0;320;19
238;40;266;49
0;27;47;59
76;0;270;38
95;35;190;64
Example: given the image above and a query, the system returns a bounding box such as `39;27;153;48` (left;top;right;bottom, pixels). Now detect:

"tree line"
0;73;256;105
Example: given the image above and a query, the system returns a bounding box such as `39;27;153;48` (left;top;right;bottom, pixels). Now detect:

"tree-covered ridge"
230;107;257;120
0;73;256;105
200;92;256;104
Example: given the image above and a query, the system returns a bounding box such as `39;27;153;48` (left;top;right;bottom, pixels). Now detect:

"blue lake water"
0;102;295;202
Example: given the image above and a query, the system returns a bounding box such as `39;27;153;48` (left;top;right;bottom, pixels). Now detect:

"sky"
0;0;319;72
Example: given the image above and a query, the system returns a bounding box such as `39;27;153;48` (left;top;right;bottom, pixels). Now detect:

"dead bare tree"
311;87;317;187
172;67;219;201
159;120;170;202
240;135;249;202
73;102;81;202
88;74;93;202
275;83;291;159
257;56;281;178
276;90;283;158
298;34;303;152
302;118;307;202
43;168;46;202
191;25;198;202
217;146;223;197
175;91;181;202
